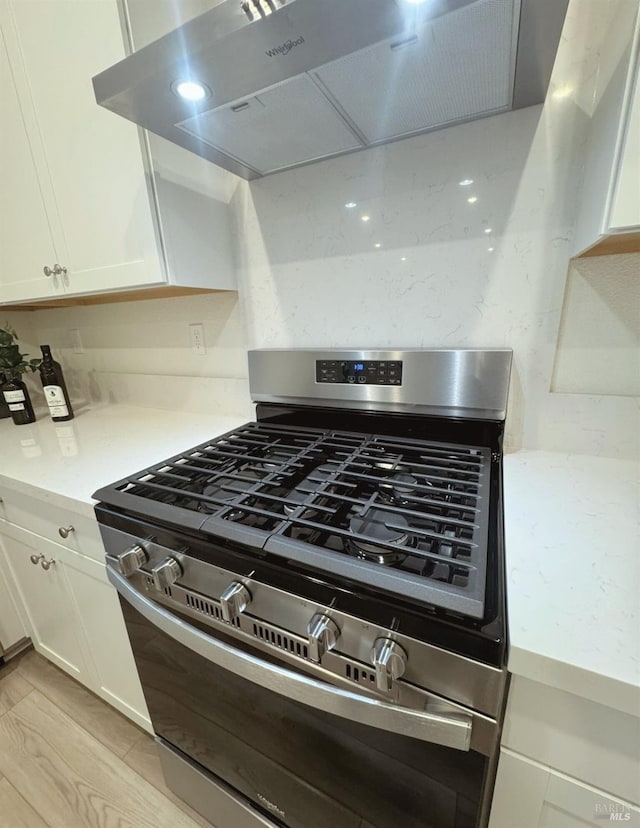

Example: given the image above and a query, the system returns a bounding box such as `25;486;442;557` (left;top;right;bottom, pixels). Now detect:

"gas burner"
379;471;421;505
259;449;283;473
197;471;262;513
346;509;411;566
283;488;307;516
201;477;237;504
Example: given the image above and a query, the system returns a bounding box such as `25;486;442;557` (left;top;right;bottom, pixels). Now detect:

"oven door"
109;567;490;828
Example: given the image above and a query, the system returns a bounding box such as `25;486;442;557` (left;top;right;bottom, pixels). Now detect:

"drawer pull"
30;553;45;566
41;558;56;571
58;525;75;539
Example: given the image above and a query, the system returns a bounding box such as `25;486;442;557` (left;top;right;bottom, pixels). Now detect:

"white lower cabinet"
63;549;150;730
0;540;27;651
0;521;150;732
0;530;89;683
489;750;640;828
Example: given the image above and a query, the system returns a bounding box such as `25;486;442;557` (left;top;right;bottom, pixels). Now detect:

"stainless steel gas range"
93;348;512;828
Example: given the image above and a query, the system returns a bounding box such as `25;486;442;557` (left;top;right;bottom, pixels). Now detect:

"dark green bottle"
1;375;36;425
39;345;74;422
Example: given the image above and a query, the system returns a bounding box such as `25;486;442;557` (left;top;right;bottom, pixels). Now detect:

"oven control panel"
315;359;403;386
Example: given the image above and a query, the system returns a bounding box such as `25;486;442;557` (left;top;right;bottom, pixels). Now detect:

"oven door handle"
108;566;473;752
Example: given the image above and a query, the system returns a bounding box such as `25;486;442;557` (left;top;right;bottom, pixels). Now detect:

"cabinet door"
7;0;166;297
0;537;27;650
489;751;640;828
0;4;62;303
0;530;88;683
609;50;640;231
63;552;151;732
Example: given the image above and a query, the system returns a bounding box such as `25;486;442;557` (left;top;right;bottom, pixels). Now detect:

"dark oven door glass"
118;590;487;828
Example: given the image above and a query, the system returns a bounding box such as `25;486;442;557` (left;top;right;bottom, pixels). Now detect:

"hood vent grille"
93;0;569;180
176;73;363;176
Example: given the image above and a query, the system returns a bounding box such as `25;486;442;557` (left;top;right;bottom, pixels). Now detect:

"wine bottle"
39;345;74;422
1;376;36;425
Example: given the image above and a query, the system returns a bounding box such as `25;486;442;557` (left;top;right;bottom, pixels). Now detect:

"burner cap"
198;470;260;513
202;478;236;502
283;487;307;516
379;472;420;505
347;509;410;565
259;449;285;473
197;478;237;514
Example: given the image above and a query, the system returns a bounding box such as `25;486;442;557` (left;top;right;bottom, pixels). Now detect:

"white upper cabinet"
0;12;61;303
0;0;236;306
572;3;640;256
609;55;640;231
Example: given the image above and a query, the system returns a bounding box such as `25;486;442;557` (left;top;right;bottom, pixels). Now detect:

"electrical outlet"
70;328;83;354
189;323;206;355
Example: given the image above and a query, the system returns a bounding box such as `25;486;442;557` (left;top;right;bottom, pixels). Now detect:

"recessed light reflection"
172;80;209;101
374;242;382;248
484;228;492;234
345;202;357;209
459;179;474;186
401;256;407;261
361;215;371;222
488;247;495;253
552;84;573;100
467;196;478;204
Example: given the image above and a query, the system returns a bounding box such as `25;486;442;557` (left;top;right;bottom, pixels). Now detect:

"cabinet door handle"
43;265;53;277
41;558;56;571
52;264;67;276
58;525;74;539
30;553;45;565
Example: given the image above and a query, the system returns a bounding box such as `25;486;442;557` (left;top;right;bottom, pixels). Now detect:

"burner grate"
100;422;491;617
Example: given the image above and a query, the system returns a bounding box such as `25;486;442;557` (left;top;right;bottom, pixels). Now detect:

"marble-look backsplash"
2;293;251;420
231;0;639;458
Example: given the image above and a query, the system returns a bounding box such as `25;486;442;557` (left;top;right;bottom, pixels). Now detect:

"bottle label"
8;403;25;412
3;389;25;403
43;385;69;418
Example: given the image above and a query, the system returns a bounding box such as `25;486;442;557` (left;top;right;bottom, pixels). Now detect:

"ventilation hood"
93;0;568;181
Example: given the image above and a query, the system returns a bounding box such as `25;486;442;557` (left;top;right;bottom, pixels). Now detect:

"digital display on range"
315;360;402;386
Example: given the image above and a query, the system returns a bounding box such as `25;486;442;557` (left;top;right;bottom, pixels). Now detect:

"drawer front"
0;486;103;561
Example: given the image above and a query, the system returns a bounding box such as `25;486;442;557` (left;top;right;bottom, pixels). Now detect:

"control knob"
220;581;251;623
116;543;147;577
371;637;407;693
307;613;340;663
151;557;182;591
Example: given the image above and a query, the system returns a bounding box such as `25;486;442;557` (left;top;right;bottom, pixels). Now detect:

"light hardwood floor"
0;650;215;828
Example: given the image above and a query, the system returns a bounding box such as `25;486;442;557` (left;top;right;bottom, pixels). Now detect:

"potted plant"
0;325;41;425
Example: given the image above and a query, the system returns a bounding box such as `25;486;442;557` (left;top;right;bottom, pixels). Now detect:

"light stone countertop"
0;403;248;518
1;406;638;715
504;450;640;717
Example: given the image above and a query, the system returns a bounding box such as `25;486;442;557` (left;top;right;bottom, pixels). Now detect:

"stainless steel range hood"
93;0;568;181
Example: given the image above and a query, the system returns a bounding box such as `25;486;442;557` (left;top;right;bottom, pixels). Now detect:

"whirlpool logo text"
256;793;286;818
265;35;304;56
